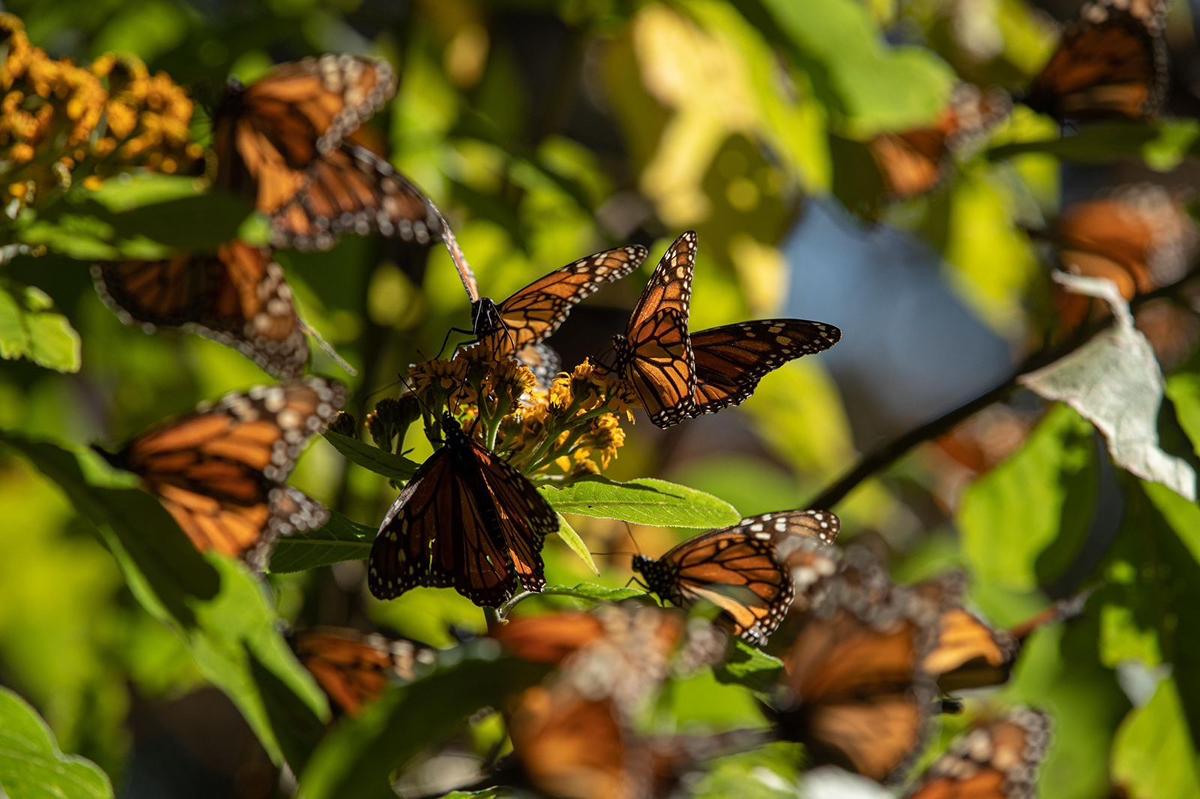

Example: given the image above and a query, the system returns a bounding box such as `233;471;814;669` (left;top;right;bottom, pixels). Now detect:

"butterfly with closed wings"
633;509;840;646
93;241;309;379
96;377;346;570
212;54;443;251
368;411;558;607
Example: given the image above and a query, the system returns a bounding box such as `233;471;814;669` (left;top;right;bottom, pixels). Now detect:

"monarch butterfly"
903;708;1051;799
1024;0;1168;122
93;241;308;379
368;411;558;607
212;55;442;251
471;245;648;358
769;566;939;783
96;377;346;569
632;510;840;646
291;627;435;717
867;84;1011;200
608;231;699;428
1049;185;1198;335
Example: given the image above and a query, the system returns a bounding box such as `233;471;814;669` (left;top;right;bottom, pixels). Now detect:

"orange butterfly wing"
293;627;432;717
1025;0;1167;121
869;84;1011;200
689;318;840;413
270;142;443;251
613;231;698;428
476;245;647;356
93;242;308;379
113;377;345;568
368;415;557;607
904;708;1051;799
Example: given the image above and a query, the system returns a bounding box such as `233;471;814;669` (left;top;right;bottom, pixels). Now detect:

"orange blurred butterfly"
769;561;939;783
903;707;1051;799
93;241;309;379
919;580;1090;693
97;377;346;569
291;626;435;717
868;84;1011;200
632;509;840;646
1024;0;1168;122
368;412;558;607
1047;185;1198;338
212;55;443;251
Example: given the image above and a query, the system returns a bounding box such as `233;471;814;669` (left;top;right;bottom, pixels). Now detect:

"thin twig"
805;269;1200;510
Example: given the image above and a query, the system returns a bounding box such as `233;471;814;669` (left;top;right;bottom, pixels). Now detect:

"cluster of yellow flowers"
405;348;630;479
0;13;201;215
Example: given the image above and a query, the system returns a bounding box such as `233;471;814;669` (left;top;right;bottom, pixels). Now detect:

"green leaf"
298;648;546;799
268;511;374;573
1020;275;1195;500
959;406;1098;590
737;0;954;136
554;513;598;575
1112;678;1200;799
325;431;419;481
0;433;328;770
540;477;740;528
713;640;784;696
537;583;647;603
0;284;81;373
0;687;113;799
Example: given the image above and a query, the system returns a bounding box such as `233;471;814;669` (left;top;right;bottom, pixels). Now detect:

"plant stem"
805;269;1200;510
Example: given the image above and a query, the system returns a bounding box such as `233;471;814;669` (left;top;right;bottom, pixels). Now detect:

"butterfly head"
471;297;503;338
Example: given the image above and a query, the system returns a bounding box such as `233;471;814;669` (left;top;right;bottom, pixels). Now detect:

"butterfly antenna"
426;197;480;304
302;321;358;377
622;520;643;557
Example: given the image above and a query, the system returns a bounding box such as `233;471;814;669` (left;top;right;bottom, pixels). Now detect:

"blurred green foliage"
1;0;1200;797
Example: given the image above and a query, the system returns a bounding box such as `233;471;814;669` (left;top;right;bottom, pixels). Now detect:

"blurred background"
2;0;1200;797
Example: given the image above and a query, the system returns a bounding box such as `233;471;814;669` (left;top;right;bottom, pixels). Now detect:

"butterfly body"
368;412;558;607
101;377;345;569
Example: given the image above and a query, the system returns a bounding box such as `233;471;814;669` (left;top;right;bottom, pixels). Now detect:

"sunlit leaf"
1020;274;1196;501
988;119;1200;172
1112;678;1200;799
713;639;784;696
537;583;647;603
554;514;598;575
541;477;740;528
0;687;113;799
0;284;81;373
